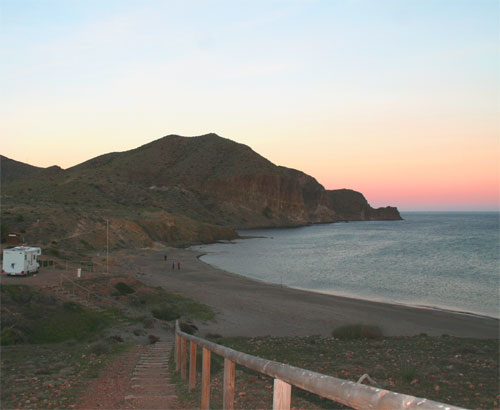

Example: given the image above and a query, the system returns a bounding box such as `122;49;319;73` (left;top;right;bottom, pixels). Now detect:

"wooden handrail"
175;321;465;410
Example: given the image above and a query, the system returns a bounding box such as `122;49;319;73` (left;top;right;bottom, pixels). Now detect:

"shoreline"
294;286;499;321
114;247;499;339
197;255;499;322
195;249;499;322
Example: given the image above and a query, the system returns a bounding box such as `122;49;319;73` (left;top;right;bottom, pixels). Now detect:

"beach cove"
114;247;499;339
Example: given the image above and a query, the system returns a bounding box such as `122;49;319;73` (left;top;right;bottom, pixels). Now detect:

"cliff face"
324;189;402;221
1;133;402;251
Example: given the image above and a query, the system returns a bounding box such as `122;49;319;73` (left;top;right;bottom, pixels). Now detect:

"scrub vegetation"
0;276;215;409
174;334;499;410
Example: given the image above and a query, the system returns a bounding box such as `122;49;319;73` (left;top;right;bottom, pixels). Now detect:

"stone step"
134;367;170;373
132;384;176;389
136;363;169;366
123;337;176;407
131;377;173;382
124;394;177;400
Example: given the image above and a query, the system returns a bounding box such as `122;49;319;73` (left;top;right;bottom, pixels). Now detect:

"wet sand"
114;247;499;339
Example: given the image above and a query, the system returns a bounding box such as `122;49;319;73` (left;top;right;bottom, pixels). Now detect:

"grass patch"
135;288;215;322
1;284;117;345
332;324;383;339
1;285;36;303
76;275;214;322
27;308;112;344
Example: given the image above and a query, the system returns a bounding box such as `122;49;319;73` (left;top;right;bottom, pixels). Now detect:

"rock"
143;317;154;329
148;335;160;344
58;367;73;376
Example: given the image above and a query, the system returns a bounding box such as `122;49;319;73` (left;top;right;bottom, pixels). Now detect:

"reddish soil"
76;343;180;410
76;346;142;409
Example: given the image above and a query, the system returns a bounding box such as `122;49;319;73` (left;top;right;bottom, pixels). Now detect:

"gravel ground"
76;346;143;409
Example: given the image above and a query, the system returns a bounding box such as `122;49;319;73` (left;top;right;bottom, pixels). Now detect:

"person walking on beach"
177;261;181;270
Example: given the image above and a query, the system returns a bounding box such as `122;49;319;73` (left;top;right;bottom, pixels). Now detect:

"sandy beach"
109;246;498;339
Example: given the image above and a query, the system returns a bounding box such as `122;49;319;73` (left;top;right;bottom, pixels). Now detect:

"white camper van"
2;246;41;276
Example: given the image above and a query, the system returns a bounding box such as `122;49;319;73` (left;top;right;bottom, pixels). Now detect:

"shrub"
90;341;112;355
63;301;83;312
400;361;417;382
262;206;273;219
332;324;383;339
206;333;222;340
152;305;181;321
180;322;198;335
1;328;26;345
142;317;155;329
46;248;60;257
114;282;135;295
148;334;160;344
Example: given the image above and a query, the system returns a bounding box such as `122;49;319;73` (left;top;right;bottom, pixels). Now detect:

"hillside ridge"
1;133;401;253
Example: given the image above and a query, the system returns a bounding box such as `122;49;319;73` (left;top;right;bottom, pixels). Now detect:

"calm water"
193;213;500;319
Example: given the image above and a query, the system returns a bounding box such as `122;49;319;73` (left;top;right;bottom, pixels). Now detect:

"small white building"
2;246;41;276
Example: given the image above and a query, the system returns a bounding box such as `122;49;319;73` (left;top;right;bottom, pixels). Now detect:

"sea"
192;212;500;319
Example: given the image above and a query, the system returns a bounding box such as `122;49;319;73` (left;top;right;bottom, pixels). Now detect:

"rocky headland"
1;133;401;252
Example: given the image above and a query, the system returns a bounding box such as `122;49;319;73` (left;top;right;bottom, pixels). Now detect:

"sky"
1;0;498;211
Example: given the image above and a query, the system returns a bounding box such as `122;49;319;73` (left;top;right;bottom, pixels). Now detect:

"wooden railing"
175;321;465;410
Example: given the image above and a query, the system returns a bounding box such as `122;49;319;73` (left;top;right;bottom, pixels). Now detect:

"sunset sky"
1;0;498;211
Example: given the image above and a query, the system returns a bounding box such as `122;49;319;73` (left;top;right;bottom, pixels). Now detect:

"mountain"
1;133;401;253
1;155;44;184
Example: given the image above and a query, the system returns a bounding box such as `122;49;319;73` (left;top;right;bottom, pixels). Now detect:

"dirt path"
77;339;179;410
76;346;142;409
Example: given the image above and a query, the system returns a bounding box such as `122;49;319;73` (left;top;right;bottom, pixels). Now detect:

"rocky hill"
0;155;43;184
1;133;401;253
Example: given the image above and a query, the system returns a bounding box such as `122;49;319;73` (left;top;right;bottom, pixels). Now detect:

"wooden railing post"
201;347;211;410
181;337;187;380
273;378;291;410
189;341;197;390
223;358;235;410
175;334;181;371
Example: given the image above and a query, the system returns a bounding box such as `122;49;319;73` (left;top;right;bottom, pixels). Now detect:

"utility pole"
106;219;109;274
